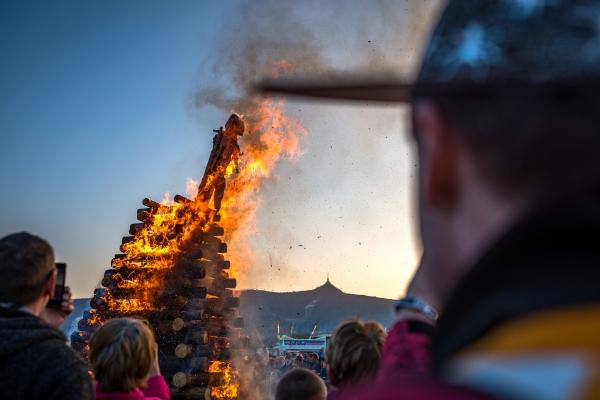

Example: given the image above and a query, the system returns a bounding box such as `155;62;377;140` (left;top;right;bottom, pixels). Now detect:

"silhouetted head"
0;232;56;309
275;368;326;400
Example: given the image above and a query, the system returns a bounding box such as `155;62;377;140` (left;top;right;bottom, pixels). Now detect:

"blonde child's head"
89;317;157;392
326;319;387;388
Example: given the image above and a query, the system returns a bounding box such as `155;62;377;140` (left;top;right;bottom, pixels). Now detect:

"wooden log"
70;330;91;345
121;236;135;245
119;238;135;253
174;261;206;279
170;387;209;400
205;224;224;237
77;316;100;333
205;296;239;310
156;320;209;342
174;343;213;359
160;309;204;320
213;278;237;289
158;329;208;346
159;355;209;373
182;247;203;260
171;372;224;389
129;223;145;235
177;268;206;281
102;268;157;287
198;236;224;252
136;208;152;222
90;289;109;311
174;194;192;205
193;257;227;270
172;343;229;360
110;254;128;267
175;277;208;288
163;287;207;299
142;198;160;208
155;317;231;337
171;293;207;308
104;286;137;299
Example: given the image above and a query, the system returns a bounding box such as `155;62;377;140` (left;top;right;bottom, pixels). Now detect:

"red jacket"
95;375;170;400
376;319;434;383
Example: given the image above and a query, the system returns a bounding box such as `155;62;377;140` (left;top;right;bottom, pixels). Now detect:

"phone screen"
49;263;66;308
55;263;66;288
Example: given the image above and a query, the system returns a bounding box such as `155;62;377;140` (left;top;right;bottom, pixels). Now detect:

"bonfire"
72;99;305;400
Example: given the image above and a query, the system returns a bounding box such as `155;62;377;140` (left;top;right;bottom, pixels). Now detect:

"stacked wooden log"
71;114;246;400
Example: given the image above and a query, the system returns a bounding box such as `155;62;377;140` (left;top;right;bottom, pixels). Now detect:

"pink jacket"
95;375;170;400
375;319;433;384
339;320;493;400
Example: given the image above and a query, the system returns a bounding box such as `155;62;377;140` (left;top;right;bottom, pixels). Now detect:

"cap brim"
255;77;413;103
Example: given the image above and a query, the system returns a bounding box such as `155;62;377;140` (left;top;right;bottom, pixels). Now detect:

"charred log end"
218;243;227;253
174;194;192;205
172;317;185;331
121;236;135;245
222;278;237;289
129;223;145;236
207;225;225;237
185;248;203;260
175;343;192;358
142;197;160;209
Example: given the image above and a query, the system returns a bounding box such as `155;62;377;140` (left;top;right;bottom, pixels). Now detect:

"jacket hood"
433;182;600;370
0;307;66;360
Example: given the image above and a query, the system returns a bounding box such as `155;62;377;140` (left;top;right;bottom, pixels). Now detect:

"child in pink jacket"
90;317;170;400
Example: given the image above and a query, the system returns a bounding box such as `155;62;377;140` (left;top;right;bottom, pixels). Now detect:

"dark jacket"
433;182;600;399
0;307;94;400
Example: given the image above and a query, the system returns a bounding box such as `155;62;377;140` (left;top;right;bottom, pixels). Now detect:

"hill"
61;279;397;342
240;278;396;343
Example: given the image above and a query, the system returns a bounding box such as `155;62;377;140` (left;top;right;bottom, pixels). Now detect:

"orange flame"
208;361;239;399
220;98;306;280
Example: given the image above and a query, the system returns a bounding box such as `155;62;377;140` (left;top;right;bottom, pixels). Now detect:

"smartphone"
48;263;67;309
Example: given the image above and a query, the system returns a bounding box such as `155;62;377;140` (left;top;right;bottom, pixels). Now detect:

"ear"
413;101;459;211
43;269;57;298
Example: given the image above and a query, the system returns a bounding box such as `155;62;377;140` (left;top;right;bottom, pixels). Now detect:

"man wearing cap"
261;1;600;399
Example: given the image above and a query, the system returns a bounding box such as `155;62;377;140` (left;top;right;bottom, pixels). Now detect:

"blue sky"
0;1;440;298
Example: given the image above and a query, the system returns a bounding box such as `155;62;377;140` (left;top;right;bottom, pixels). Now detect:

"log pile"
71;114;246;399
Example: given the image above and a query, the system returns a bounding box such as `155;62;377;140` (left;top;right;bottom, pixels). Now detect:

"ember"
73;99;306;399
